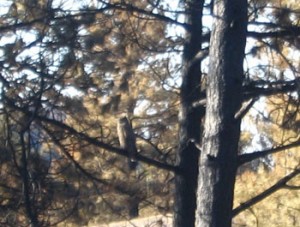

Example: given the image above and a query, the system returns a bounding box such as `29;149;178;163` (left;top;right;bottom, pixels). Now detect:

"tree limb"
232;168;300;217
3;95;179;173
247;26;300;39
193;78;299;109
238;139;300;166
40;116;180;173
43;126;137;195
234;97;259;120
98;1;189;29
283;184;300;190
243;78;300;100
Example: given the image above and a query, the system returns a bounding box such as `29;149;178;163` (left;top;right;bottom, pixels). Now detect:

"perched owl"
117;116;138;170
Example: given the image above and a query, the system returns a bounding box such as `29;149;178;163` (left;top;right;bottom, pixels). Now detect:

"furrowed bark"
195;1;247;227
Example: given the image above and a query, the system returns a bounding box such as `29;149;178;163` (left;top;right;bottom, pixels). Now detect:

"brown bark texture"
195;0;248;227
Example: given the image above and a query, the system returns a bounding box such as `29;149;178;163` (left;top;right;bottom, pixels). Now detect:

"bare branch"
193;78;299;109
243;78;300;100
234;97;259;120
238;139;300;166
232;168;300;217
283;184;300;190
247;26;300;39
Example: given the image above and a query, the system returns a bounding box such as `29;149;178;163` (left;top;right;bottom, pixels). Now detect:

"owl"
117;116;138;170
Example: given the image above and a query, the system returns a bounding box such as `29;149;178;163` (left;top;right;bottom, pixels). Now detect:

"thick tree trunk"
174;1;205;227
195;1;247;227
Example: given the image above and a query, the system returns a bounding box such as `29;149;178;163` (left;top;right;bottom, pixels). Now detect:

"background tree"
1;0;179;226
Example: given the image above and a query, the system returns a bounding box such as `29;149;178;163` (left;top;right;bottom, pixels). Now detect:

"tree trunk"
20;132;39;227
174;1;205;227
195;1;247;227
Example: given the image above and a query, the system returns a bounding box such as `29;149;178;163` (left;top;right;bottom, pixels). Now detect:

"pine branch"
232;168;300;217
238;139;300;166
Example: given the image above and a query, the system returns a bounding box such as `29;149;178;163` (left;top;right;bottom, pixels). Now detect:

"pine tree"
0;0;299;226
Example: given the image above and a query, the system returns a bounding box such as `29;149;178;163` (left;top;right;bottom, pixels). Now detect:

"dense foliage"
0;0;299;226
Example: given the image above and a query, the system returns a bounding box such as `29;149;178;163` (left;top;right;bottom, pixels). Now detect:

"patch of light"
61;86;84;97
52;0;99;12
0;0;10;15
134;99;151;115
54;84;84;98
0;35;16;45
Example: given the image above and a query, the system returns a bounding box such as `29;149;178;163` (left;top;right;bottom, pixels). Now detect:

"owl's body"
117;116;138;170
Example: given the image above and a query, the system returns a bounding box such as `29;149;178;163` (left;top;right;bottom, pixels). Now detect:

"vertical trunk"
20;132;39;227
128;195;139;218
174;1;205;227
195;1;247;227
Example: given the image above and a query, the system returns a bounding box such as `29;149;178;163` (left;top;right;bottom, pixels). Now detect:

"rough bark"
195;1;247;227
174;1;205;227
